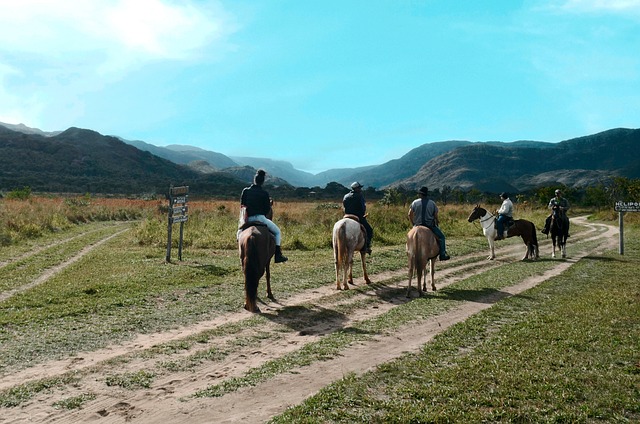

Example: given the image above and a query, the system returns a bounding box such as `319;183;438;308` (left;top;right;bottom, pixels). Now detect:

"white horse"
467;205;539;261
332;215;371;290
406;226;440;297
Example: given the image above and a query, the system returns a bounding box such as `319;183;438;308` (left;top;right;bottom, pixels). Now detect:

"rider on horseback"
541;189;570;235
343;181;373;254
408;186;450;261
240;169;288;263
495;192;513;241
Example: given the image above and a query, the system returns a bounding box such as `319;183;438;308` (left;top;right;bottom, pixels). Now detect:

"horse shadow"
432;287;534;304
190;264;234;276
260;304;373;336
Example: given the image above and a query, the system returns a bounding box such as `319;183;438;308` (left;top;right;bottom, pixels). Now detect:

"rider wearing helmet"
541;189;570;235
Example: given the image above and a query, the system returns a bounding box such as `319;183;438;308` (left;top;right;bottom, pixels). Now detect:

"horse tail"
408;227;426;274
531;221;538;246
243;234;260;309
336;223;349;281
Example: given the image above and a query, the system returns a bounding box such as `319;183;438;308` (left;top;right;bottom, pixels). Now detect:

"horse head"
467;204;485;222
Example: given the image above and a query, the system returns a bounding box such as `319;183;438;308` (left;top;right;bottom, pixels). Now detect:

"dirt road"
0;217;617;423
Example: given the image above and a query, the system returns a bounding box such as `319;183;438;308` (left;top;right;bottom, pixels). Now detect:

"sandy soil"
0;217;618;423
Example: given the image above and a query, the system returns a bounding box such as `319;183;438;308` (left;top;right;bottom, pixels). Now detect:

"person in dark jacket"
239;169;288;263
342;181;373;254
541;188;570;236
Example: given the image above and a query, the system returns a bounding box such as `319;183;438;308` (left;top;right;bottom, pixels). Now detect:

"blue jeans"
424;225;446;257
237;214;282;245
496;215;509;237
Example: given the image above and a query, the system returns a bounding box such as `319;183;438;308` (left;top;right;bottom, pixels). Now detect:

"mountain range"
1;121;638;196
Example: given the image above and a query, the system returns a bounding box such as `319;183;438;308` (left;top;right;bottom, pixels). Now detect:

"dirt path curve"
1;217;617;424
0;227;130;303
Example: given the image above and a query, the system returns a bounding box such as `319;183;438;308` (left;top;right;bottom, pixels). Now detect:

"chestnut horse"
332;215;371;290
467;205;539;261
238;223;275;313
406;226;440;297
550;204;570;258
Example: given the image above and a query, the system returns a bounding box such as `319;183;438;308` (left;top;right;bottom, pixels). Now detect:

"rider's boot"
275;246;288;263
541;216;550;234
439;242;450;261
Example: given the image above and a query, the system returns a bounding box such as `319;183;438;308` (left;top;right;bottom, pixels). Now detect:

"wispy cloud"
0;0;236;127
551;0;640;16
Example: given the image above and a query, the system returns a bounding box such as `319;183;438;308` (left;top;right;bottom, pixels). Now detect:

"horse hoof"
244;304;260;313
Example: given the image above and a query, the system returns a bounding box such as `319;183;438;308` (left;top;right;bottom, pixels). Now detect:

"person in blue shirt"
407;186;450;261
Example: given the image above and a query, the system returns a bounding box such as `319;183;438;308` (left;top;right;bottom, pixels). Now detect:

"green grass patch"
270;233;640;423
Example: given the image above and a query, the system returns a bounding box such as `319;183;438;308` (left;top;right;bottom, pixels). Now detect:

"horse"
467;205;539;261
550;204;569;258
332;215;371;290
238;223;276;313
405;226;440;297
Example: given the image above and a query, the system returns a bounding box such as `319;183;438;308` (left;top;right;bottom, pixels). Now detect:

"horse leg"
487;237;496;260
345;253;354;290
429;258;436;291
360;251;371;284
265;263;274;300
407;254;414;298
416;264;423;297
521;238;529;261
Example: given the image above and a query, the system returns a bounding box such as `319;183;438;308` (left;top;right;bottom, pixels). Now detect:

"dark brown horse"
550;204;570;258
238;223;276;313
406;226;440;297
467;205;539;261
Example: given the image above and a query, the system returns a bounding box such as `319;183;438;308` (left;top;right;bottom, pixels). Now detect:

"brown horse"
238;223;276;313
332;215;371;290
406;226;440;297
550;204;570;258
467;205;539;261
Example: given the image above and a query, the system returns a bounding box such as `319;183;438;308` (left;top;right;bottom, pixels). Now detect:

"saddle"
504;217;515;230
239;221;268;232
343;214;368;247
343;214;360;222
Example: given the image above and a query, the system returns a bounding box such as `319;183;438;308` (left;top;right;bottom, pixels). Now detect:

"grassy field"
271;227;640;423
0;195;638;421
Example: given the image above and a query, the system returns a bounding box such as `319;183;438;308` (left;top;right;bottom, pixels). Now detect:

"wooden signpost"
614;201;640;255
166;186;189;262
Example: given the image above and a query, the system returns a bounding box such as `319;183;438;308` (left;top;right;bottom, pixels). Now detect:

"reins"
471;209;495;231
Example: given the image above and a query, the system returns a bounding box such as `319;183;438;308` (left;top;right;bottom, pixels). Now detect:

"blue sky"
1;1;639;174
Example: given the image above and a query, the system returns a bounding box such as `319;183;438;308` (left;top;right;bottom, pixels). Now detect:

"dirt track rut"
0;217;617;423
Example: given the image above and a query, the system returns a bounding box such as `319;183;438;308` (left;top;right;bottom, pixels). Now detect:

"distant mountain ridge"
1;121;639;195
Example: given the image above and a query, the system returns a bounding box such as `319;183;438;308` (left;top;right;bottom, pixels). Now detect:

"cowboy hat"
417;186;429;196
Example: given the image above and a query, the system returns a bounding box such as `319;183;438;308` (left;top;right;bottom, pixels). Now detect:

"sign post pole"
166;186;189;262
619;211;624;255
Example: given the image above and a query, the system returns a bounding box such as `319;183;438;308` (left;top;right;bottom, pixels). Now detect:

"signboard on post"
614;200;639;255
166;186;189;262
615;201;640;212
